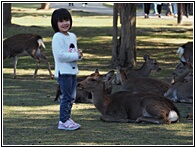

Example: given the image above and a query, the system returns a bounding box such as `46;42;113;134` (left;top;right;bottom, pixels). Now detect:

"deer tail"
37;39;46;49
168;110;180;123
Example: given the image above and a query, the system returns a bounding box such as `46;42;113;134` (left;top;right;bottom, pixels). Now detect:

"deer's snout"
157;68;161;71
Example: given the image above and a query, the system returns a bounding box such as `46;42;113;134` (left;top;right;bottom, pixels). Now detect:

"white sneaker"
68;118;81;127
58;119;81;130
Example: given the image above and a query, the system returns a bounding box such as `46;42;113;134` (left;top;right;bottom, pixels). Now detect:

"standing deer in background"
113;54;161;85
3;34;53;79
77;69;180;124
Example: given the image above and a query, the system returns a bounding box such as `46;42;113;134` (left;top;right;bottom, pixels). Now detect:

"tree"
38;3;50;10
177;3;183;24
111;3;136;68
3;3;11;26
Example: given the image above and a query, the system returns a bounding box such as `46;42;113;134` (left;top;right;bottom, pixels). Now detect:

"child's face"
57;19;71;34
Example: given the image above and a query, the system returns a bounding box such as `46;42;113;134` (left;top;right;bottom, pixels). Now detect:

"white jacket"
52;32;80;78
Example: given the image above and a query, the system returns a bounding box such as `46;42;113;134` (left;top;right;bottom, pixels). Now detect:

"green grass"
3;3;193;146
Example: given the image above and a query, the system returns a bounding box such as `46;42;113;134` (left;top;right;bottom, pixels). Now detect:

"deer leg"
13;56;18;79
36;49;53;79
136;116;170;124
33;58;40;79
100;115;133;123
140;106;171;124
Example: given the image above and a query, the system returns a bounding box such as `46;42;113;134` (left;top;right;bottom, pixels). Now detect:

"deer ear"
116;65;121;70
143;54;149;61
95;69;99;74
103;70;115;81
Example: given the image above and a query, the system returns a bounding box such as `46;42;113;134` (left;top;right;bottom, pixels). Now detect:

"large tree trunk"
111;3;136;67
177;3;183;24
3;3;11;26
111;3;119;67
39;3;50;10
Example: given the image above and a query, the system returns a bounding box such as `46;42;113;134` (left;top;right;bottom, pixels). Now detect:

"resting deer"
117;66;171;96
164;81;193;103
54;76;92;103
54;69;115;103
77;69;180;124
177;41;193;64
171;61;193;84
3;33;53;79
186;112;193;121
164;61;193;103
114;54;161;85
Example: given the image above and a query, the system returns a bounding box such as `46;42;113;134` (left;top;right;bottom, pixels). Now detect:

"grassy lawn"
3;3;193;146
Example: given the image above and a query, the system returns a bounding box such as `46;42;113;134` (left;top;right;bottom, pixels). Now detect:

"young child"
51;8;83;130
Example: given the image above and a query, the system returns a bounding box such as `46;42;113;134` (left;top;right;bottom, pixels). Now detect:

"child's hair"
51;8;72;33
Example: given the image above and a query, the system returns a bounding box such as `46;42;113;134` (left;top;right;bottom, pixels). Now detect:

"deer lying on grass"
164;81;193;103
114;54;161;85
54;76;92;103
54;70;115;103
171;61;193;84
3;34;53;79
164;61;193;103
116;66;171;96
177;41;193;64
77;69;180;124
186;112;193;121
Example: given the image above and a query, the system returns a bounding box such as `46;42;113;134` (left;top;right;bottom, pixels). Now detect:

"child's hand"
78;49;83;59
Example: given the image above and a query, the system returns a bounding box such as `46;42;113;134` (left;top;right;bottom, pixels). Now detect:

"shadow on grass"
3;106;193;145
3;75;58;106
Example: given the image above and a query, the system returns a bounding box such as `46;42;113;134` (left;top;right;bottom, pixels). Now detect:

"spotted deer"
77;69;180;124
3;34;53;79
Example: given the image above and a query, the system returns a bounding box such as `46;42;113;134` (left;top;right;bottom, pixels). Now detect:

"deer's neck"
91;85;110;115
138;63;151;77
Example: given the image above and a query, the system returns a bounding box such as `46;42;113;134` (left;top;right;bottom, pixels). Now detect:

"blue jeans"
172;3;177;15
153;3;157;14
58;74;77;123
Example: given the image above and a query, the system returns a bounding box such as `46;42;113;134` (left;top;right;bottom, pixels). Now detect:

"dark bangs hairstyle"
51;8;72;33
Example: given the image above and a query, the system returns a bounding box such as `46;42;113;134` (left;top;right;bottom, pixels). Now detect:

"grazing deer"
77;69;180;124
116;66;171;96
177;41;193;64
114;54;161;84
3;34;53;79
